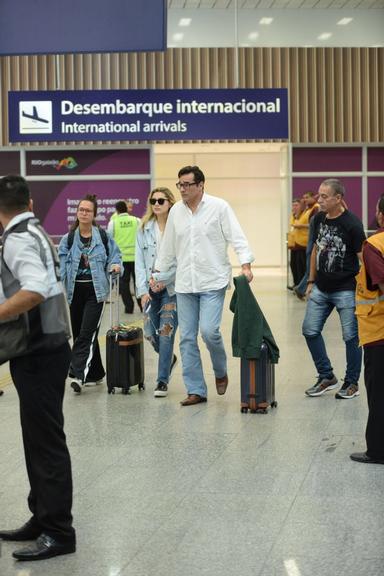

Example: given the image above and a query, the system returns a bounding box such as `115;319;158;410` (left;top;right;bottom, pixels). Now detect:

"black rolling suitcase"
240;342;277;413
106;274;145;395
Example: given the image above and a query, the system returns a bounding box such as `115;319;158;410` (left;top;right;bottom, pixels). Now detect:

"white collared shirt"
2;212;51;298
155;193;254;293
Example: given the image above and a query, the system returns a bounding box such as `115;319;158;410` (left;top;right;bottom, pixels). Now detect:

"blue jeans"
302;285;362;384
144;289;178;385
176;288;227;398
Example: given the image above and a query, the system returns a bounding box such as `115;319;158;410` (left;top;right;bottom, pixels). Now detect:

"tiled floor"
1;270;383;576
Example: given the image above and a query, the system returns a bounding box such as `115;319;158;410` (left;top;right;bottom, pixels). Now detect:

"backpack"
67;226;109;257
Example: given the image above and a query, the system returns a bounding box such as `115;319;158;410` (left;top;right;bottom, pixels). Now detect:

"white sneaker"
84;379;104;387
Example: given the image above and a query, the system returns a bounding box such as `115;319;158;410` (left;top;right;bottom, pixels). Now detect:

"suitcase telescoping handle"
109;271;120;329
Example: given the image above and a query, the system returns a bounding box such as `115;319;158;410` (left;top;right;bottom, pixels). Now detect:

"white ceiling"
167;0;384;47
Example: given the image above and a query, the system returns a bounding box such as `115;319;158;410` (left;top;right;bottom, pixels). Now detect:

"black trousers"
120;261;142;313
364;345;384;460
70;281;105;382
10;343;75;542
290;249;306;286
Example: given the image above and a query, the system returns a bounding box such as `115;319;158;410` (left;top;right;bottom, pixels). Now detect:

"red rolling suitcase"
106;274;145;395
240;342;277;414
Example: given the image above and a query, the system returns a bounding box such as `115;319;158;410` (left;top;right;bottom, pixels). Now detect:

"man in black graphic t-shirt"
314;212;364;291
302;179;366;399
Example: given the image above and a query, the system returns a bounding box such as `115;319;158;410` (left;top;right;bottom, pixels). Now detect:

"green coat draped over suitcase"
230;275;279;363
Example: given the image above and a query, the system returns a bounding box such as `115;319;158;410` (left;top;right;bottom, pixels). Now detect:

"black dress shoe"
0;519;41;541
350;452;384;464
12;533;76;561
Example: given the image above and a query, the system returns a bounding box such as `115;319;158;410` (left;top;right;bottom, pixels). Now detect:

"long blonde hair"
140;187;176;229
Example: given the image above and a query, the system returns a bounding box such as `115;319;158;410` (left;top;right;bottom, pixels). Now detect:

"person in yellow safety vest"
107;200;142;313
288;198;307;287
351;194;384;465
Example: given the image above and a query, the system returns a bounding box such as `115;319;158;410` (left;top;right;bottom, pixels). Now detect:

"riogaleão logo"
55;156;78;170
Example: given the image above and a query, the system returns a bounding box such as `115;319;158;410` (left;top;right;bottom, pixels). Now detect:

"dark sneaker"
305;375;338;397
335;381;359;399
70;378;82;394
350;452;384;464
154;382;168;398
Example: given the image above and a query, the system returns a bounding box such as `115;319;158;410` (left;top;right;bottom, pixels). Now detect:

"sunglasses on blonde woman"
150;198;167;206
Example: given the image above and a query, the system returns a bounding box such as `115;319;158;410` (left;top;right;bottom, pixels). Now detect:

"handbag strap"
2;217;60;281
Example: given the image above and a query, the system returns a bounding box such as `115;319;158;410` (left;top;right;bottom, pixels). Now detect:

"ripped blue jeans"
144;288;178;385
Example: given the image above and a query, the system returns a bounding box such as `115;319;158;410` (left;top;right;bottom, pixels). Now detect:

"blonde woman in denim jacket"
135;187;178;397
59;195;122;394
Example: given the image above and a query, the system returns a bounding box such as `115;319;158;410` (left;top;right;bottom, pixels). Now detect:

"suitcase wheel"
108;387;115;395
271;401;278;408
241;407;248;413
138;383;145;391
256;408;268;414
122;388;131;395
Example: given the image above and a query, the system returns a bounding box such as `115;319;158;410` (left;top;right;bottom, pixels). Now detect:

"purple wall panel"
292;177;363;220
292;177;323;199
368;177;384;230
293;147;362;172
367;148;384;172
28;180;150;236
0;151;20;175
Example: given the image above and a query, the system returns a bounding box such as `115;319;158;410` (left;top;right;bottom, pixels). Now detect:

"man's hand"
110;264;121;274
241;264;253;283
305;282;314;298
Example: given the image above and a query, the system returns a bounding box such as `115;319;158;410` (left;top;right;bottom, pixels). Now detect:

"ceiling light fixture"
178;18;192;27
248;32;259;40
318;32;332;40
337;17;353;26
260;17;273;25
172;33;184;42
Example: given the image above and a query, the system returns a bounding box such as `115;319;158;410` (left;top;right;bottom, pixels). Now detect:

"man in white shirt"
155;165;254;406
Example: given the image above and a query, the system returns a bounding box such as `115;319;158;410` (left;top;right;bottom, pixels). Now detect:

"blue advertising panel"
8;89;289;142
0;0;166;55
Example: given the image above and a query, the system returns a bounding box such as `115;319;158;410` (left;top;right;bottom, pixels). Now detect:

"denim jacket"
135;219;176;298
58;226;122;304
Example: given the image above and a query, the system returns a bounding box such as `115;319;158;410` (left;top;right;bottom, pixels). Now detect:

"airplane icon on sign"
22;105;49;124
19;100;53;134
